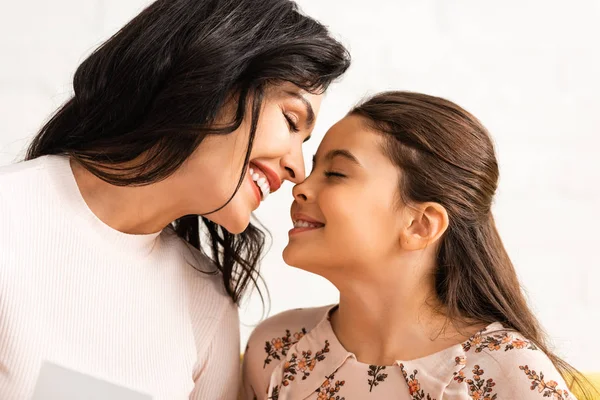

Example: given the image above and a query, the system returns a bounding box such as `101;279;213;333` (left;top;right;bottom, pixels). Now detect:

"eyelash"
324;171;346;179
284;113;300;133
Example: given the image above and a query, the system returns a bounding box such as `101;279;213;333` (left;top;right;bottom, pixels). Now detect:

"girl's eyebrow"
312;149;362;168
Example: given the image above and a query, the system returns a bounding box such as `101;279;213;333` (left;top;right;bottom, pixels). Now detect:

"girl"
0;0;349;398
241;92;592;399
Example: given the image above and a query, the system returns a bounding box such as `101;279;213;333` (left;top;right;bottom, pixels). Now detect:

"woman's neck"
71;159;184;235
330;271;482;366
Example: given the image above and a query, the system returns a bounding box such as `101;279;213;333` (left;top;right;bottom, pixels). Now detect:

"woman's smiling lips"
252;161;282;192
247;161;283;206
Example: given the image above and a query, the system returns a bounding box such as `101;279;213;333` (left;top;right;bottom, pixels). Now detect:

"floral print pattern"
316;372;346;400
281;340;331;386
399;364;435;400
268;385;280;400
264;328;308;368
454;365;497;400
455;355;467;367
463;331;538;354
520;365;571;399
367;365;388;392
242;307;577;400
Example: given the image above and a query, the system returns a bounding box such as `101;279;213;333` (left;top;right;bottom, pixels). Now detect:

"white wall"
1;0;598;371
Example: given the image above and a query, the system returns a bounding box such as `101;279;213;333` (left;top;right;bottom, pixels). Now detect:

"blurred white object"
31;362;152;400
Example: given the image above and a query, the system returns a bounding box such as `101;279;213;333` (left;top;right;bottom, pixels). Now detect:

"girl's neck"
330;275;484;365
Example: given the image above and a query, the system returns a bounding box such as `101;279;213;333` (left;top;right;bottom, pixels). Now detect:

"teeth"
293;220;321;229
249;165;270;201
260;184;269;200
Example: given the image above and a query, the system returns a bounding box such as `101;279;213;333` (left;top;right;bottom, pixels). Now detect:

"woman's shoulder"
0;157;49;191
457;324;574;399
0;157;57;232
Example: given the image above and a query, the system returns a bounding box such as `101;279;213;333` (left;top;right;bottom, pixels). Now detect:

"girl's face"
283;114;405;277
173;83;322;234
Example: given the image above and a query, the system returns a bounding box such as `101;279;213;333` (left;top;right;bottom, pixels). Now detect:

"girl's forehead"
317;115;376;153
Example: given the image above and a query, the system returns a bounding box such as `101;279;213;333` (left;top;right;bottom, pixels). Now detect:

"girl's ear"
400;202;449;250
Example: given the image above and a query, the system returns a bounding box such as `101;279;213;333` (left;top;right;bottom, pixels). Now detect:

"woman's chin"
223;218;250;234
206;211;251;235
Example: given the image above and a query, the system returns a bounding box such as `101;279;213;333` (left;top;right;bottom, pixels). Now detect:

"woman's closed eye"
283;113;300;133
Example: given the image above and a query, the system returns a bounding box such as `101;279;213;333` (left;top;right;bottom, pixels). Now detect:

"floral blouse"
240;305;576;400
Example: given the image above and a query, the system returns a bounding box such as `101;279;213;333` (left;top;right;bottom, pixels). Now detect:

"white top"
0;156;240;400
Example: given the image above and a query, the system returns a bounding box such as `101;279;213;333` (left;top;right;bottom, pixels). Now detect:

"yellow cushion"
571;373;600;398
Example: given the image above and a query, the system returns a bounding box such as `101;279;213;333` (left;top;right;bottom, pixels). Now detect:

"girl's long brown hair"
351;91;596;399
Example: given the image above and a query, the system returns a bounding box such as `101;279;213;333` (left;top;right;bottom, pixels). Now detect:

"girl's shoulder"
245;305;331;360
454;324;575;399
240;305;332;399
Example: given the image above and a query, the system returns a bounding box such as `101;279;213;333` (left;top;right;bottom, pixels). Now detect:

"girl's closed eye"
324;170;346;179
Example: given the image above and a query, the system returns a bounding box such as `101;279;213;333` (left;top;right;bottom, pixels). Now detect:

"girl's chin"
282;246;311;268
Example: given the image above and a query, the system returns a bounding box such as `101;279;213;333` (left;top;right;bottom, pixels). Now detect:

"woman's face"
283;114;404;277
173;83;322;234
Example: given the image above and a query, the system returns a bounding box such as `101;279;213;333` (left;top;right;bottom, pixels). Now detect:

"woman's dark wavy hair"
26;0;350;303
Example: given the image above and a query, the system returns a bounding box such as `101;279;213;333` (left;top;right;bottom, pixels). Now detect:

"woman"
0;0;349;398
241;92;593;399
